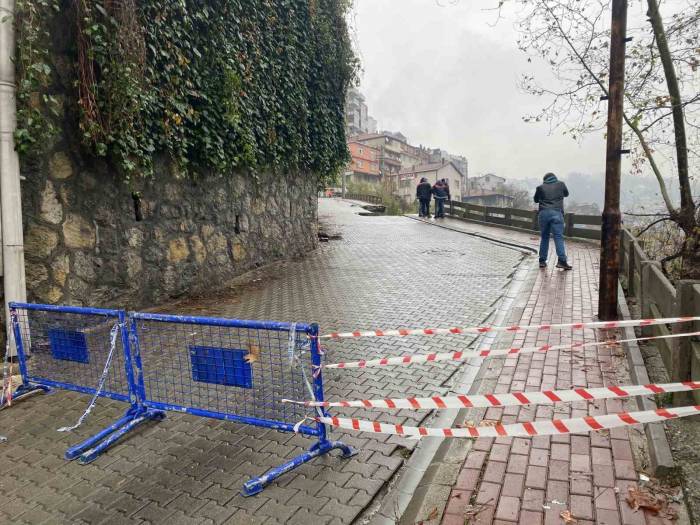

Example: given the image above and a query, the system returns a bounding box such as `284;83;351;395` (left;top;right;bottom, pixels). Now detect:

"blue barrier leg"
77;408;165;464
64;410;137;460
241;439;358;497
0;383;49;410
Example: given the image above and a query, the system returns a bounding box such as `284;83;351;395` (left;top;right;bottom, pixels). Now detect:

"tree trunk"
681;226;700;280
646;0;694;220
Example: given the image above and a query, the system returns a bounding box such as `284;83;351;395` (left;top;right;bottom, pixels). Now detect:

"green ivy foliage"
13;0;61;155
17;0;357;185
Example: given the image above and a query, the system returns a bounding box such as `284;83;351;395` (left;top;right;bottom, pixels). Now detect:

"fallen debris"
560;510;578;524
625;484;679;521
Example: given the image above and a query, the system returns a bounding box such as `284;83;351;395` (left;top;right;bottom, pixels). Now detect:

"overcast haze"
350;0;608;180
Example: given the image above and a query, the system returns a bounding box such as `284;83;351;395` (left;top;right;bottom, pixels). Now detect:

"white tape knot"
293;417;311;433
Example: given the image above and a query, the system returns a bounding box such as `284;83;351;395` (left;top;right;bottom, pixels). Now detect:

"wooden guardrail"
343;193;383;205
338;192;698;400
619;229;700;404
446;200;602;240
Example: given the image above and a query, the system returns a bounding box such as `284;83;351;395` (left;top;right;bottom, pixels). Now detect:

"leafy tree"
499;0;699;278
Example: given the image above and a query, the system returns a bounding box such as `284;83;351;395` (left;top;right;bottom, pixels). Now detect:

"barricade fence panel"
130;313;318;435
11;304;132;403
7;303;356;495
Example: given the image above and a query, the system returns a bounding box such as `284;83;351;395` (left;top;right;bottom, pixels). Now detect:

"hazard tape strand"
321;330;700;369
283;381;700;409
320;316;700;340
316;405;700;437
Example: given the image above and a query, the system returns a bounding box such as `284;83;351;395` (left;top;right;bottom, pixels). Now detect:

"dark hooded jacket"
416;180;432;200
432;181;449;199
534;173;569;211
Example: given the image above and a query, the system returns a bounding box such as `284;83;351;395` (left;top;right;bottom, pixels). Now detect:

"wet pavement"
0;198;526;524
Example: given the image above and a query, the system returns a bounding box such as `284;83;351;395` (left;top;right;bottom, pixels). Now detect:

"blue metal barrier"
7;302;356;495
8;303;164;463
129;312;357;495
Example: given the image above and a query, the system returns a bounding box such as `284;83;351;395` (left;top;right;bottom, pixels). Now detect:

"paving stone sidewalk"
0;200;526;525
429;217;684;525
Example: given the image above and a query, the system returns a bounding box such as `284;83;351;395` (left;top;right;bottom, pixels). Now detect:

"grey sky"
351;0;608;180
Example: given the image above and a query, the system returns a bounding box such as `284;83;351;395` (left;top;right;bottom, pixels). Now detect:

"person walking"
534;173;572;270
416;177;432;217
432;179;449;218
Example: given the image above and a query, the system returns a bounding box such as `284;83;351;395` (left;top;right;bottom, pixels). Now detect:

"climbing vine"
13;0;61;155
16;0;357;185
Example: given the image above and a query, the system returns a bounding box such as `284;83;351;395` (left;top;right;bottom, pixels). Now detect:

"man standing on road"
432;179;449;219
534;173;573;270
416;177;432;218
442;178;451;202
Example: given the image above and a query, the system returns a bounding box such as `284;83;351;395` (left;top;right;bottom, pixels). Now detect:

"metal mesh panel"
12;307;131;402
133;318;312;427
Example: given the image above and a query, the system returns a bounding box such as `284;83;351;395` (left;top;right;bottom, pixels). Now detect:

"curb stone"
363;219;537;525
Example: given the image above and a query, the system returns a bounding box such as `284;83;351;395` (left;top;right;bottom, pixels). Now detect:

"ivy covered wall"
13;0;356;307
16;0;356;183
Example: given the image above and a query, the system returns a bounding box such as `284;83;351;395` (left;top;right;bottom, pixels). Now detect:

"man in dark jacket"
432;179;449;218
442;179;451;201
416;177;432;217
534;173;572;270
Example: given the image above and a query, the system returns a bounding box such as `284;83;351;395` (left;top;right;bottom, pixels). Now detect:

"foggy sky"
351;0;608;180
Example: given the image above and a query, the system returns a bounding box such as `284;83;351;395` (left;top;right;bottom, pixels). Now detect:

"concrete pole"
0;0;28;356
598;0;628;320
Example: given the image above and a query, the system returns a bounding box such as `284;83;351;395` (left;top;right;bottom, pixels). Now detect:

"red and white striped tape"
322;331;700;369
284;381;700;409
320;316;700;340
317;405;700;438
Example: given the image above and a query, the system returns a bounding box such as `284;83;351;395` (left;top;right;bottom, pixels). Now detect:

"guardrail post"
672;280;700;406
564;213;575;237
624;231;635;296
532;211;539;231
640;261;662;337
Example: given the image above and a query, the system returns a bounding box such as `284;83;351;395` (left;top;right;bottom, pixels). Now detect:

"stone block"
26;263;49;285
49;151;73;180
25;225;59;258
52;253;69;286
190;235;206;264
40;180;63;224
63;214;95;249
168;238;190;264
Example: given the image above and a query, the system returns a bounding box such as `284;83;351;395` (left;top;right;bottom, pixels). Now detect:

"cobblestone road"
0;199;526;525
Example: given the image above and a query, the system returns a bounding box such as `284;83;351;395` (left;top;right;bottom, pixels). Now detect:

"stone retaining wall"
21;151;317;308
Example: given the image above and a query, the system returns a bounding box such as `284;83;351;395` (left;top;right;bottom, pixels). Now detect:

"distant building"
388;161;463;204
345;141;381;185
467;173;505;195
463;194;514;207
366;116;378;134
345;88;379;137
345;88;368;136
351;132;404;176
427;148;469;195
352;132;431;177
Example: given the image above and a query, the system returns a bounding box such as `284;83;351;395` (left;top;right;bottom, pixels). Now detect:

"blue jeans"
435;198;445;217
538;208;567;263
419;199;431;217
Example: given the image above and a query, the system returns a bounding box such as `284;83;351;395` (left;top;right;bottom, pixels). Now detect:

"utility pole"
598;0;628;321
0;0;28;355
